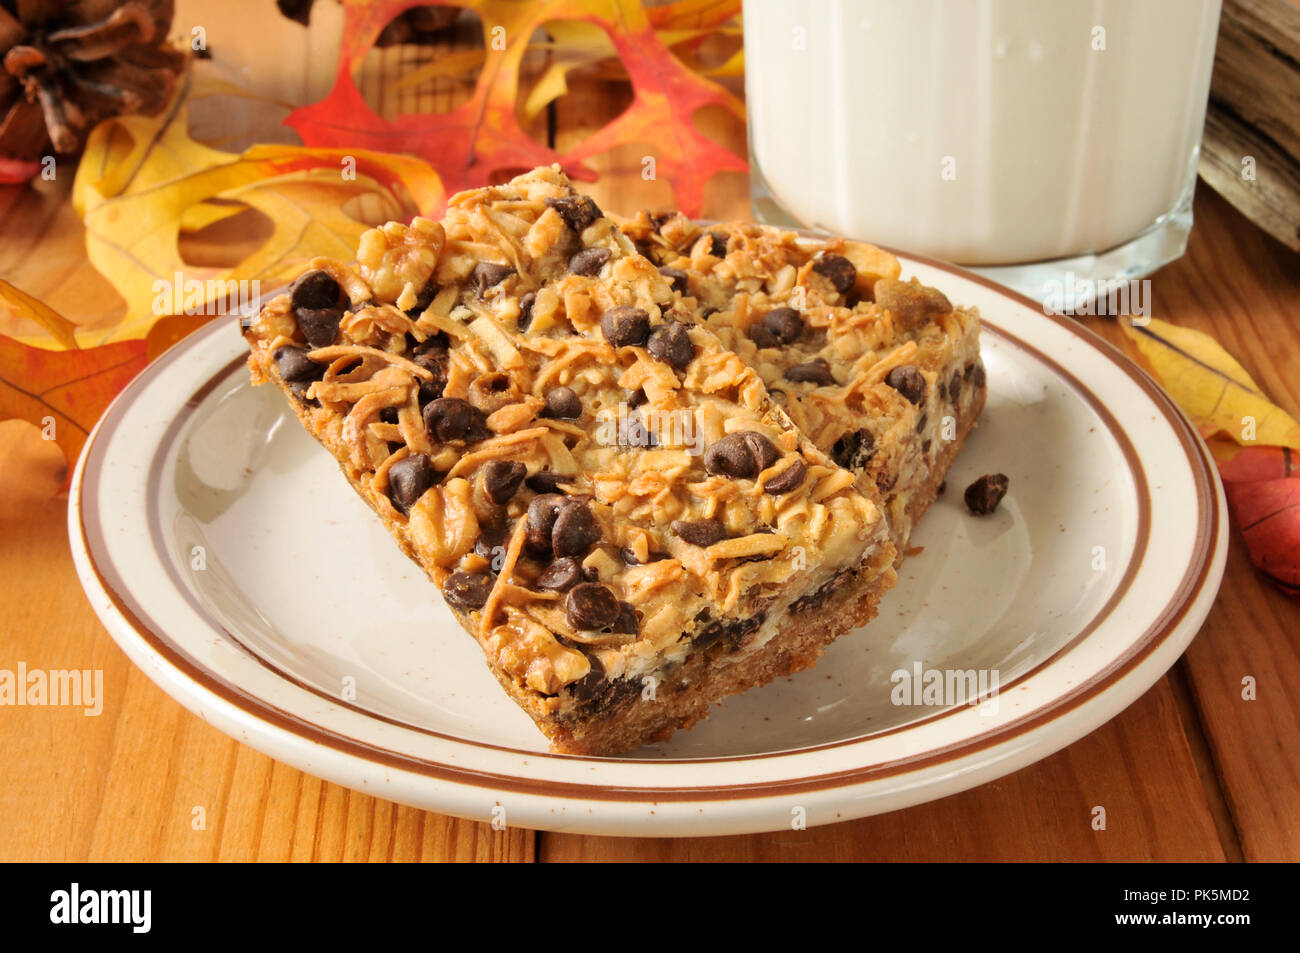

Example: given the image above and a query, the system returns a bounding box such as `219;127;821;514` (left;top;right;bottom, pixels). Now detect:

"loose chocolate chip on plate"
601;306;650;348
273;345;324;383
294;306;343;348
707;231;727;257
812;253;857;293
763;307;804;344
646;321;696;370
658;266;689;295
885;364;927;404
517;292;536;331
472;261;515;297
542;386;582;419
423;397;484;442
565;582;621;631
831;428;875;470
569;246;611;276
671;518;726;547
443;571;495;610
965;473;1009;515
537;557;583;592
289;269;343;311
763;458;807;495
551;501;600;558
546;194;602;232
784;358;836;386
387;453;435;514
525;471;574;494
482;460;526;504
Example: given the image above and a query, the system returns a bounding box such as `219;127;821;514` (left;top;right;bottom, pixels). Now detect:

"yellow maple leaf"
1123;318;1300;449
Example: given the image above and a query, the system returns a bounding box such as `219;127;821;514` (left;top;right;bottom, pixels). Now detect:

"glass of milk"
744;0;1222;307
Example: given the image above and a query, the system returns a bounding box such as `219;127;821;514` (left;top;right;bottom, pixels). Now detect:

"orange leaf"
0;333;147;488
1216;445;1299;483
1224;477;1300;595
286;0;747;216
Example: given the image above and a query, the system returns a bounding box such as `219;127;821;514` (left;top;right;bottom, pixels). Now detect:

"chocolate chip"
472;262;514;297
784;358;836;386
885;364;927;404
703;431;779;480
537;557;583;592
569;246;611;276
658;266;689;295
474;526;510;560
387;454;435;514
965;473;1009;515
620;547;663;566
742;432;781;471
763;459;807;495
812;253;857;293
671;518;726;547
831;428;875;470
423;397;484;442
551;501;600;558
646;321;695;370
565;582;621;631
525;471;574;494
273;345;324;383
482;460;526;504
601;306;650;348
763;307;803;344
748;322;781;350
546;194;602;232
627;388;648;409
614;602;639;635
289;269;343;311
294;306;343;348
517;292;536;331
707;232;727;257
949;370;963;402
411;344;450;404
542;386;582;420
922;438;932;455
525;494;567;555
973;363;987;389
379;406;399;425
915;411;928;433
938;480;946;495
443;571;495;610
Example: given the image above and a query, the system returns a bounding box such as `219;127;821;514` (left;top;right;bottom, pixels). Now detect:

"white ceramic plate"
69;255;1227;837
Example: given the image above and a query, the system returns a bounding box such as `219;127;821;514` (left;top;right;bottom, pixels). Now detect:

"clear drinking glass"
743;0;1223;306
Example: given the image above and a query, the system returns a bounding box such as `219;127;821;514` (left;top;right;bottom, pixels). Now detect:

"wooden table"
2;11;1299;862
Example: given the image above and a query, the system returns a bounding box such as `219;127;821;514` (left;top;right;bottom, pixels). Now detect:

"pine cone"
0;0;187;159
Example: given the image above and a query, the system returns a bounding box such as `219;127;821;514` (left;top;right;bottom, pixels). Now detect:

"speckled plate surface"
69;255;1227;836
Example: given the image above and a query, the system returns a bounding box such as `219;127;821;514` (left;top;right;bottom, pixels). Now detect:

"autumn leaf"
1223;477;1300;594
0;279;80;350
1123;318;1300;449
1215;444;1299;483
286;0;746;216
0;333;147;484
70;76;445;345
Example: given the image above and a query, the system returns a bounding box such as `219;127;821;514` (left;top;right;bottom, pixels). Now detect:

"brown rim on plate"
73;260;1221;801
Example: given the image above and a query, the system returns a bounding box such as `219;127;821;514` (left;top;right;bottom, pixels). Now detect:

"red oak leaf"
1224;476;1300;594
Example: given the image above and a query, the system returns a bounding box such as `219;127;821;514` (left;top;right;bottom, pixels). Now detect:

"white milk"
744;0;1222;266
